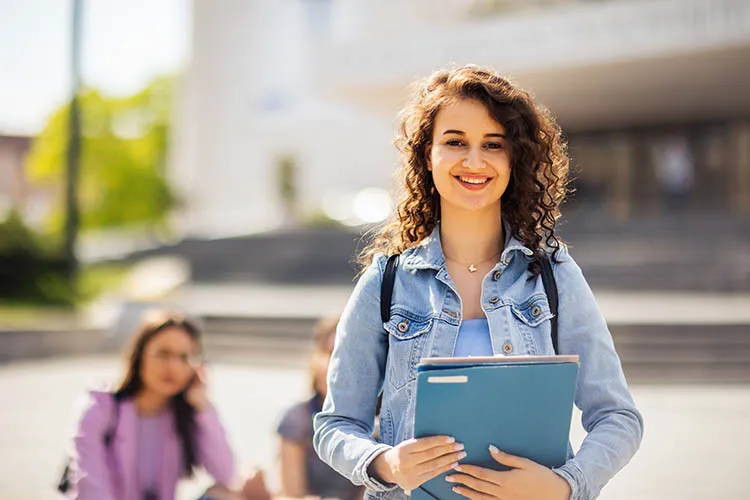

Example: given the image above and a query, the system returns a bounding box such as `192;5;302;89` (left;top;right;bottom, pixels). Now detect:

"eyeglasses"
147;349;204;368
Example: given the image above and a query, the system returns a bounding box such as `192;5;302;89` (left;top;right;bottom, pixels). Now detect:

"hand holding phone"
185;364;210;411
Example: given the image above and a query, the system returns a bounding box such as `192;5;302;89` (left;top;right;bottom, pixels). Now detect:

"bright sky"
0;0;191;135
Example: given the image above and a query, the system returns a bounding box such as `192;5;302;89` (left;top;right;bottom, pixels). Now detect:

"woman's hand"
370;436;467;493
185;365;210;411
446;445;571;500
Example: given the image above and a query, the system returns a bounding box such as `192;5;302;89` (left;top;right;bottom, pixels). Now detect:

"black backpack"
379;254;559;354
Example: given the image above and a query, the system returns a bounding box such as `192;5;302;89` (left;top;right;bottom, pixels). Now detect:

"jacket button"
397;321;409;333
493;270;502;281
489;296;500;304
530;305;541;317
502;342;513;354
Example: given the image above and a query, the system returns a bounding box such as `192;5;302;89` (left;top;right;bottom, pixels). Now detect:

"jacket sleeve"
72;392;117;500
195;406;235;486
313;255;395;492
551;247;644;500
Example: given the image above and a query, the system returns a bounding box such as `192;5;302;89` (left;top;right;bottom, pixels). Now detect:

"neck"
135;389;168;416
440;202;504;264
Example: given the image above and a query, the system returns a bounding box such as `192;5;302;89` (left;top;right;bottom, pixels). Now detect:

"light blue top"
453;318;492;357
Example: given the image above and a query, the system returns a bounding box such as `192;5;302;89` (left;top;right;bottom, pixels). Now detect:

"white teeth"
458;176;489;185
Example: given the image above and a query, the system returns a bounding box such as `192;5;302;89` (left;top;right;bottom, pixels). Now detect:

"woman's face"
427;98;511;214
140;327;200;398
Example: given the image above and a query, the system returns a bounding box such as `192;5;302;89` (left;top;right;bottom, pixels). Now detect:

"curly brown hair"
358;65;571;274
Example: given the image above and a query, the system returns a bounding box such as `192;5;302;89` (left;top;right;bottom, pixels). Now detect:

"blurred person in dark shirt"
276;317;364;500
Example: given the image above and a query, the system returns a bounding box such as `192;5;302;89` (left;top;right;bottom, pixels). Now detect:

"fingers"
451;485;497;500
451;465;496;485
446;471;500;496
413;441;465;465
389;436;464;492
414;448;466;477
405;435;456;453
194;363;208;384
489;445;531;469
415;453;464;484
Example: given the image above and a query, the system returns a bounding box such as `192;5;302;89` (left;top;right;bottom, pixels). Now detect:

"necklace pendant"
468;264;477;273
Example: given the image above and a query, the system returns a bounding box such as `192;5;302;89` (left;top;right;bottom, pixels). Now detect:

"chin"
449;196;500;213
158;384;186;398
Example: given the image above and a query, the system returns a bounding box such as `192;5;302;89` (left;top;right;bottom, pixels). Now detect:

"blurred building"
171;0;750;236
0;134;55;227
0;134;33;219
0;134;30;206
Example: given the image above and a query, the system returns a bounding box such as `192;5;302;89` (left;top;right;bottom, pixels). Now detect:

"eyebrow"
442;129;506;138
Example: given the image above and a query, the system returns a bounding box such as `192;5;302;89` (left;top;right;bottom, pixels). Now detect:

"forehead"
146;327;197;351
433;98;505;135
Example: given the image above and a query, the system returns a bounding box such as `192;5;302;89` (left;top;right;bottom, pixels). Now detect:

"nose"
462;146;485;170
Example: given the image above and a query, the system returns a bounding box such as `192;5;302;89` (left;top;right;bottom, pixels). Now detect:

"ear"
425;144;433;171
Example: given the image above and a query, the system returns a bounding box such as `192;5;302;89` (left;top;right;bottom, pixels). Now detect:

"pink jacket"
70;390;235;500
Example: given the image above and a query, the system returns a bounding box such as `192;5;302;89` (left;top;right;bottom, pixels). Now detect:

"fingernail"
455;465;463;472
445;475;456;483
457;451;467;460
446;437;456;444
489;445;500;454
451;462;460;470
452;487;461;494
454;443;465;451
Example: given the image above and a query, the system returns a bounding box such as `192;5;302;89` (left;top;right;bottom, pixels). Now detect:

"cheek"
139;358;161;387
432;148;461;169
430;154;456;188
175;367;194;387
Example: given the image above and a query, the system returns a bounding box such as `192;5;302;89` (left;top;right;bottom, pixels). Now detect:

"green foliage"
25;76;177;234
0;211;71;305
0;211;129;306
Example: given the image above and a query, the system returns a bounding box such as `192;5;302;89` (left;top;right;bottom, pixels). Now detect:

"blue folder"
413;355;579;500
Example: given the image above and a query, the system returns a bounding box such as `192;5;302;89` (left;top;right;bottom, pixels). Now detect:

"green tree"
25;76;176;234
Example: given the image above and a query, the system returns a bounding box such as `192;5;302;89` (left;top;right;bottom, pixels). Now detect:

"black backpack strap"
381;255;400;323
539;255;559;354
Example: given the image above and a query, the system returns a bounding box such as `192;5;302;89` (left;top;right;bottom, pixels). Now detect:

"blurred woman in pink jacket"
68;311;246;500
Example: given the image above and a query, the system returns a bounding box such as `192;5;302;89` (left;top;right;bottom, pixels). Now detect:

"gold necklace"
445;252;501;273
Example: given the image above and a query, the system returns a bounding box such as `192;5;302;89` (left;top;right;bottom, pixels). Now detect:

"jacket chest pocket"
509;293;554;354
383;310;434;391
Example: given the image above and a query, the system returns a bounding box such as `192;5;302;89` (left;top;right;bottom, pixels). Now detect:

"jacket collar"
400;220;534;272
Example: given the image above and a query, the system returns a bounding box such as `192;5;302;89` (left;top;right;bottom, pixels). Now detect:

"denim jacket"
313;225;643;500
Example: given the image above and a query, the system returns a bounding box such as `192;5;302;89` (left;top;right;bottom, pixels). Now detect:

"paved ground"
0;356;749;500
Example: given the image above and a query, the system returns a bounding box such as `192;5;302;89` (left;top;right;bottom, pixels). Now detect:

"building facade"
171;0;750;236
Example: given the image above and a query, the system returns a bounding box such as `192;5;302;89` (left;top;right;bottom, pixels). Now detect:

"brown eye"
153;350;171;361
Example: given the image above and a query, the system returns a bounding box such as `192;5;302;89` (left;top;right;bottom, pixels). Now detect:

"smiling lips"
455;175;492;190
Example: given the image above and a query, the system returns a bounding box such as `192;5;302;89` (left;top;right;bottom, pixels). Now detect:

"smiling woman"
314;65;643;500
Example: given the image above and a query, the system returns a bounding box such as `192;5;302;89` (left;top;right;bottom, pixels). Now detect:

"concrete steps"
128;212;750;292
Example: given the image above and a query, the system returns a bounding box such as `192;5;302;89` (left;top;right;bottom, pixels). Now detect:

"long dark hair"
114;310;202;476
